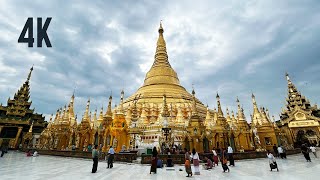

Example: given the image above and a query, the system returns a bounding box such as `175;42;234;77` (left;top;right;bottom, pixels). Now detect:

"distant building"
278;73;320;147
0;66;46;149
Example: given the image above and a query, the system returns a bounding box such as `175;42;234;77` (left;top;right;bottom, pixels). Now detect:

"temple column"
13;127;23;149
0;126;3;134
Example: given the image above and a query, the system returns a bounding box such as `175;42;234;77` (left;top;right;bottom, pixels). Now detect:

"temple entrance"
238;133;246;150
305;129;319;146
0;127;18;138
203;137;209;152
295;130;308;147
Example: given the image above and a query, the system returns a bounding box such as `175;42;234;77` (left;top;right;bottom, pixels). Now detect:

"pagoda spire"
119;90;124;113
226;107;231;124
83;98;90;122
237;97;245;121
106;95;112;117
93;109;97;127
28;120;34;133
252;94;260;115
252;94;262;125
7;66;34;115
27;65;33;81
142;22;180;87
216;93;224;117
152;21;170;68
98;106;103;120
190;88;200;116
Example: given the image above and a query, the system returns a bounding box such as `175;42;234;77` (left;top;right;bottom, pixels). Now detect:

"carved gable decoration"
294;112;306;120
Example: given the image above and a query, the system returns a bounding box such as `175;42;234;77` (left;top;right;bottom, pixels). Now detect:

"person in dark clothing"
166;154;174;167
273;144;279;158
150;147;158;174
301;144;311;162
91;145;99;173
221;149;229;172
0;145;6;157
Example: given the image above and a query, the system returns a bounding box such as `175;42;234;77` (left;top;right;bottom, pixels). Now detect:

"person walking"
212;149;219;166
92;145;99;173
310;144;317;158
192;148;200;175
0;144;6;157
107;146;115;168
301;144;311;162
267;150;278;171
221;148;230;172
184;148;192;177
273;144;279;158
277;146;284;159
227;145;235;166
150;146;158;174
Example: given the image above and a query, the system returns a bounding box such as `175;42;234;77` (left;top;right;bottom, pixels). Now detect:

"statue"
252;127;261;145
121;144;126;152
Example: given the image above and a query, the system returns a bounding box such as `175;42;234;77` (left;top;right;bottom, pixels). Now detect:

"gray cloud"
0;0;319;122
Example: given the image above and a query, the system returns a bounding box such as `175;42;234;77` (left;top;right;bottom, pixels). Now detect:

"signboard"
288;120;319;128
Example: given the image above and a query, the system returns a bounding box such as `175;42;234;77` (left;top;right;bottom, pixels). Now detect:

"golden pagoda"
39;23;299;153
0;66;46;149
250;94;279;151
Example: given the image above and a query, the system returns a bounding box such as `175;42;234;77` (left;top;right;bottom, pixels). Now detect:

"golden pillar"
14;127;23;149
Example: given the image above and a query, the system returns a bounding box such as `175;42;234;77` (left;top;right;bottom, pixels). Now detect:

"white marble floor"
0;151;319;180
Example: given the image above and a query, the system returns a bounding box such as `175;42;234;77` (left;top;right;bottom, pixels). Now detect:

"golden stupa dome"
122;22;207;118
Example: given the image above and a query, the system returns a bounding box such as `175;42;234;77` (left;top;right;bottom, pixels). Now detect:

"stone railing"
141;149;301;164
32;149;137;163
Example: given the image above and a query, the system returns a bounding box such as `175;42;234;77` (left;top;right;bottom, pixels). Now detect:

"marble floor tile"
0;151;319;180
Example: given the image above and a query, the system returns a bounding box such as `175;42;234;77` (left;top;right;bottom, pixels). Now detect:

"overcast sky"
0;0;319;122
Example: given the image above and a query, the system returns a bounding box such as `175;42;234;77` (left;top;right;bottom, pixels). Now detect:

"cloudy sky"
0;0;319;122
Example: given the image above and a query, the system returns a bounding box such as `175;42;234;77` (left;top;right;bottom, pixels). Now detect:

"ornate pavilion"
277;74;320;147
0;67;46;149
37;23;319;153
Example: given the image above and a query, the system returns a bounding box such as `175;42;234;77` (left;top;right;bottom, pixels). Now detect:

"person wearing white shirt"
32;151;38;157
212;149;219;166
107;146;115;168
227;145;235;166
267;150;278;171
191;148;200;175
310;144;317;158
278;146;285;159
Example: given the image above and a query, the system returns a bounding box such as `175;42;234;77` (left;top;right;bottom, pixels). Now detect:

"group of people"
184;146;235;177
272;144;287;159
301;143;317;162
91;145;115;173
266;143;319;172
148;145;236;177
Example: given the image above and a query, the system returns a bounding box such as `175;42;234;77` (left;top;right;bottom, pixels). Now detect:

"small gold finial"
27;65;34;81
159;20;164;34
